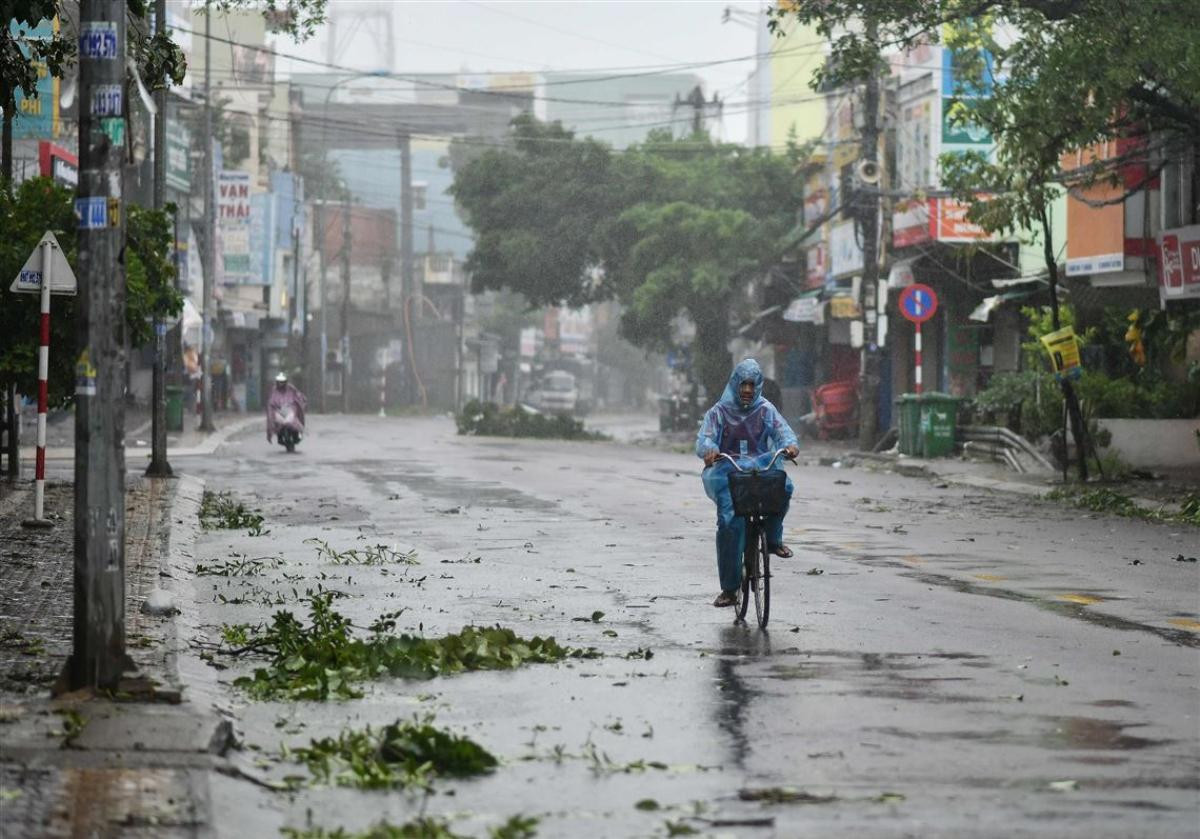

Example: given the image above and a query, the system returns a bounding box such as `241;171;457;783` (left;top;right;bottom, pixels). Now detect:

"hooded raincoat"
696;359;798;593
266;383;307;441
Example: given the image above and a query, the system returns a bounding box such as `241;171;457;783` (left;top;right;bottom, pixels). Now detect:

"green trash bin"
896;394;923;456
166;385;184;432
918;393;960;458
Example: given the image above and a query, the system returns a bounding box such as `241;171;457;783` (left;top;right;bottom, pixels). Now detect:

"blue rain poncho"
696;359;798;593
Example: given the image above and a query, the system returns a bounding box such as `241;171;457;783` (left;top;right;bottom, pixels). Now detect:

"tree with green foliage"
450;117;802;398
0;178;182;407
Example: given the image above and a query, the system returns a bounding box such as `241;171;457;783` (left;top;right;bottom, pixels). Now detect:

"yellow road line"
1057;593;1103;605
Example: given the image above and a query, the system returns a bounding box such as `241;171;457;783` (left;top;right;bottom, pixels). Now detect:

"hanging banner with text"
218;171;253;283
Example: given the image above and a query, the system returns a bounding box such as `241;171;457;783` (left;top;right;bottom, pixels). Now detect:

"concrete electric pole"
198;3;216;432
70;0;130;690
399;130;414;308
398;130;414;404
340;197;352;412
857;20;884;451
146;0;172;477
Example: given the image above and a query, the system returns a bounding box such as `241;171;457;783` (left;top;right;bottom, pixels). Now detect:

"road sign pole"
899;283;937;397
27;239;53;526
35;239;51;518
914;321;923;395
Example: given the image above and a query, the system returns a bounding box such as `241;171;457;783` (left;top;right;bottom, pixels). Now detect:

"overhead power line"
170;21;827;101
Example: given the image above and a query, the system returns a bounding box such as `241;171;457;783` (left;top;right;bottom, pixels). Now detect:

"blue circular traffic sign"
899;283;938;324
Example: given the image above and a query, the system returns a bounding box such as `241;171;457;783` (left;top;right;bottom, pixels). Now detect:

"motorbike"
273;404;304;453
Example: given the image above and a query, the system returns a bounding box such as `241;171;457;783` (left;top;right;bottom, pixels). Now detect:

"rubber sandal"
713;591;738;608
769;544;794;558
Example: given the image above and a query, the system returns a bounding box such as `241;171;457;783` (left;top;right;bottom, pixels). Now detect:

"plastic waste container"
166;385;184;432
895;394;923;455
918;393;960;457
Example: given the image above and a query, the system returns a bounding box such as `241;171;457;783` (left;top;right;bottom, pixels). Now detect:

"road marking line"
973;574;1006;582
1168;618;1200;632
1057;593;1103;605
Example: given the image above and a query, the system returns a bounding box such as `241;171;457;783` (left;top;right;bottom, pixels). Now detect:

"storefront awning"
968;287;1043;322
736;304;782;337
783;290;825;324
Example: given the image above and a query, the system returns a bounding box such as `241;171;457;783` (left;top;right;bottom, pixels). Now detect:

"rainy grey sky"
271;0;765;143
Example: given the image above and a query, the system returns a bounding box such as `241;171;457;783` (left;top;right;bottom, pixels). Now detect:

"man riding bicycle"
697;359;799;607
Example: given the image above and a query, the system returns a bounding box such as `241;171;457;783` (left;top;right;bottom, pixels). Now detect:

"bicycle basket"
728;469;789;517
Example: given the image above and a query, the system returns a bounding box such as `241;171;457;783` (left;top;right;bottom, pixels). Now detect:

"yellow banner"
1040;326;1082;378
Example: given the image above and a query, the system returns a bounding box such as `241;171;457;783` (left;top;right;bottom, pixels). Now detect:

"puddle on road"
348;462;558;512
1041;716;1170;751
868;716;1170;752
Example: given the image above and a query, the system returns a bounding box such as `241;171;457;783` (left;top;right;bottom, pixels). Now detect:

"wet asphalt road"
175;414;1199;838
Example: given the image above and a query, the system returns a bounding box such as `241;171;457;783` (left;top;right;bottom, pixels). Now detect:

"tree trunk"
691;308;732;410
1038;205;1088;481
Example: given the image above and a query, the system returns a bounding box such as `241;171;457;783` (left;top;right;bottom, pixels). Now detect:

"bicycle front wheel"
736;536;753;623
753;529;770;628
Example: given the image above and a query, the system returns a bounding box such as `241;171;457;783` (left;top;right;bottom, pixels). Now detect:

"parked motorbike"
273;404;304;453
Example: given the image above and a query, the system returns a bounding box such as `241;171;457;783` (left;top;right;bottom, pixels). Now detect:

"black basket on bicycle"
728;469;789;517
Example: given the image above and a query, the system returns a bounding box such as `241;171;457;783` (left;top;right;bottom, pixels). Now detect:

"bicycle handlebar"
712;448;794;472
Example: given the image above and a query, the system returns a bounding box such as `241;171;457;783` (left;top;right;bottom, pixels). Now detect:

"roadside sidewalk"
16;410;260;463
637;427;1198;513
0;474;231;837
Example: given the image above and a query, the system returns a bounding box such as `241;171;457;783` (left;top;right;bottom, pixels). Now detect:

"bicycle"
717;449;793;629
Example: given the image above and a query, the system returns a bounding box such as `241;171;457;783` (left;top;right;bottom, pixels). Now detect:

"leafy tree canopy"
450;116;802;396
0;178;182;407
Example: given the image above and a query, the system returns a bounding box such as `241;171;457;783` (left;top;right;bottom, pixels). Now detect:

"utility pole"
198;3;216;432
318;203;328;412
3;94;18;479
340;197;352;412
857;18;883;452
146;0;172;477
70;0;129;690
399;130;414;311
2;97;12;185
399;129;414;403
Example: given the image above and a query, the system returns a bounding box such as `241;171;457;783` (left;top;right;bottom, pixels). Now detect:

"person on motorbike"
696;358;799;607
266;372;307;445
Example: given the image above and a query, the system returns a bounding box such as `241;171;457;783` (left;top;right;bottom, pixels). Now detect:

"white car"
530;371;578;415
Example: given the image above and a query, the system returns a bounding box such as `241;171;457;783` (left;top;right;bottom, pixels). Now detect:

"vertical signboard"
218;170;252;282
9;18;60;139
249;191;273;287
940;41;993;150
804;242;827;289
165;120;190;192
830;219;864;279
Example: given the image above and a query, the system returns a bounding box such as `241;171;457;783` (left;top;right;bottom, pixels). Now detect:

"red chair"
812;380;858;439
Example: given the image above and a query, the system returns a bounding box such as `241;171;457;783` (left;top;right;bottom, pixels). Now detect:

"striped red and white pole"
33;238;52;521
914;321;923;395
